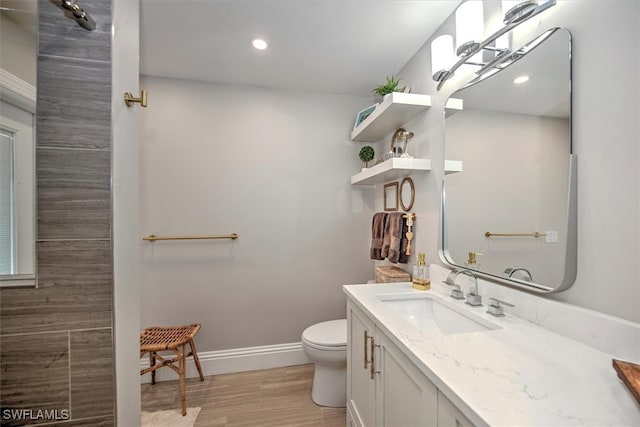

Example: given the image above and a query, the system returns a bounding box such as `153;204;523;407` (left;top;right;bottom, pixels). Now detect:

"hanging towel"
397;217;410;264
383;212;404;263
370;212;387;260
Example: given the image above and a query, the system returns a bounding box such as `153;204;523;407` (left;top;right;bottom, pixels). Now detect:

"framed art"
353;104;377;129
384;182;399;211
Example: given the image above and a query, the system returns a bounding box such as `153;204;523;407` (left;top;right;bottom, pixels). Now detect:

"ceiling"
140;0;462;97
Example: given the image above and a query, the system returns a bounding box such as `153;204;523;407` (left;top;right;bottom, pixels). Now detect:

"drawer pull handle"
364;331;370;369
370;337;380;379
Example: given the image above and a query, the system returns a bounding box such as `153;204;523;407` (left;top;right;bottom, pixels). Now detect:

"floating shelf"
351;93;432;142
350;93;464;141
351;158;463;185
445;97;463;116
444;160;463;173
351;158;431;185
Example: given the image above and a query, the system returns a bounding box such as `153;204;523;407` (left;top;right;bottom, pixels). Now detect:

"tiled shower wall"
0;1;115;425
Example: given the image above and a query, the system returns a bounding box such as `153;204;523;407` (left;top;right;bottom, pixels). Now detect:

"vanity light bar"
433;0;556;91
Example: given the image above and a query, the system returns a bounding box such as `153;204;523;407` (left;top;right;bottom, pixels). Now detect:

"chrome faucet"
504;267;533;282
444;268;481;305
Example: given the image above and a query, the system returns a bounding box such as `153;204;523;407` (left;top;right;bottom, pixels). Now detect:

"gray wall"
0;0;115;425
139;76;375;352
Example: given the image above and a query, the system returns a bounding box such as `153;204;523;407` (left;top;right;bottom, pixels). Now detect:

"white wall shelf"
351;158;463;185
445;97;463;116
444;160;463;174
350;93;463;141
351;158;431;185
351;93;432;142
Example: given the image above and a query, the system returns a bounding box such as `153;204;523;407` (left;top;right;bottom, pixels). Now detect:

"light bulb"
252;39;268;50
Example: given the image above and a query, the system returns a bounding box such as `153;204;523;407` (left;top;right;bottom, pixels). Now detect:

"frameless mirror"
440;28;576;293
1;0;37;286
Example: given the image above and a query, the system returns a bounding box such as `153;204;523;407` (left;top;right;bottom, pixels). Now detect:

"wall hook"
124;90;147;107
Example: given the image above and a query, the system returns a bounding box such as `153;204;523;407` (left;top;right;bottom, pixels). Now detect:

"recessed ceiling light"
252;39;268;50
513;75;530;84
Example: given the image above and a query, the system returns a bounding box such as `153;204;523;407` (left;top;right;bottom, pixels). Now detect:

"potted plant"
359;145;375;170
372;75;406;101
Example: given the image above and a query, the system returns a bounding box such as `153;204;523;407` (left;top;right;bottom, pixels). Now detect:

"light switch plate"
545;231;558;243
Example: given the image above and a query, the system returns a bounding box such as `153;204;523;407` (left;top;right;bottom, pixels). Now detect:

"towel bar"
143;233;238;241
484;231;546;238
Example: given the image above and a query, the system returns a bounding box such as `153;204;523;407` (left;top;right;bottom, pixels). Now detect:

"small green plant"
372;75;402;97
359;145;375;167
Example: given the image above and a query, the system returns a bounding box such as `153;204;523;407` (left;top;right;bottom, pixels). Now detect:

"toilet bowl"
301;319;347;408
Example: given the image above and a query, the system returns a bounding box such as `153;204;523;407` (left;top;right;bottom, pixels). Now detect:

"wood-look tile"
0;241;112;335
70;329;115;418
0;332;70;425
37;147;111;239
141;364;346;427
37;55;111;150
38;0;111;62
40;415;115;426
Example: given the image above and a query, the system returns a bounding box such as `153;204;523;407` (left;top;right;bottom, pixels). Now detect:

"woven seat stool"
140;323;204;416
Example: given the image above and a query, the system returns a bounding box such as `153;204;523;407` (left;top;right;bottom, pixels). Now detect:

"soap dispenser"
465;251;482;270
412;253;430;291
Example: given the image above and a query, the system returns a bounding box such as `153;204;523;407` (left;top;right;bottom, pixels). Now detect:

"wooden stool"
140;323;205;416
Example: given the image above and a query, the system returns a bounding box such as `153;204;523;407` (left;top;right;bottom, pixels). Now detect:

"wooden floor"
141;364;346;426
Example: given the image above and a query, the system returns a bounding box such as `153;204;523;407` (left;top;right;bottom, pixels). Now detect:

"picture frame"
354;103;378;130
384;181;399;211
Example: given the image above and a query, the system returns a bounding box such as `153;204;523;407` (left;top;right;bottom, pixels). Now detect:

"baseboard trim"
140;341;311;383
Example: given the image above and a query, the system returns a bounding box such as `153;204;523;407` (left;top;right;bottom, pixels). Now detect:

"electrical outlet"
545;231;558;243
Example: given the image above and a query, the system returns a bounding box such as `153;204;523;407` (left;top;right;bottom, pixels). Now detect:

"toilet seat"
302;319;347;351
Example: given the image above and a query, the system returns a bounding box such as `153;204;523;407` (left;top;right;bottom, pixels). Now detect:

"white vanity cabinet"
347;301;439;427
347;303;376;426
437;391;474;427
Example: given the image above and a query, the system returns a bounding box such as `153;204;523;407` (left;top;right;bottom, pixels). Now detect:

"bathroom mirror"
400;177;414;211
440;28;576;293
0;0;37;286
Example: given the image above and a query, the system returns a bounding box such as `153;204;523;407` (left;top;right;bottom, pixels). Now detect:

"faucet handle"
450;284;465;300
487;297;515;316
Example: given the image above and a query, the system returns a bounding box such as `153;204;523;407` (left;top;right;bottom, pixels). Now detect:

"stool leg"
179;346;186;416
189;339;205;381
149;352;156;385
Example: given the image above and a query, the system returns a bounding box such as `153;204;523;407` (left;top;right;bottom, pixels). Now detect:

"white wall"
113;0;141;423
390;0;639;322
139;76;375;351
0;13;36;86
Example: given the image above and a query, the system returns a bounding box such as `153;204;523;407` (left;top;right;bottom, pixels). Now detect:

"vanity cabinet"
348;304;376;426
347;302;439;427
437;391;474;427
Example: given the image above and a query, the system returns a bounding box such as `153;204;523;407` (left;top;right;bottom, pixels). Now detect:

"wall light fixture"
432;0;556;91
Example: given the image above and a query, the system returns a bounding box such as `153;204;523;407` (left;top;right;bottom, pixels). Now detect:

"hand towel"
370;212;387;260
384;212;404;263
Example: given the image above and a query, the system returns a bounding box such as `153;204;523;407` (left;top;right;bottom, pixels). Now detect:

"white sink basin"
378;294;501;336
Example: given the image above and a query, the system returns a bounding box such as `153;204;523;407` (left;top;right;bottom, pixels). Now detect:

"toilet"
301;319;347;407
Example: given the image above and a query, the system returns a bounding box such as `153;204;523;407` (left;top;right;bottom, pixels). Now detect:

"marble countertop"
344;280;640;426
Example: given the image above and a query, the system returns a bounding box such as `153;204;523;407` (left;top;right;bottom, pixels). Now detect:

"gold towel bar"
143;233;238;242
485;231;546;238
